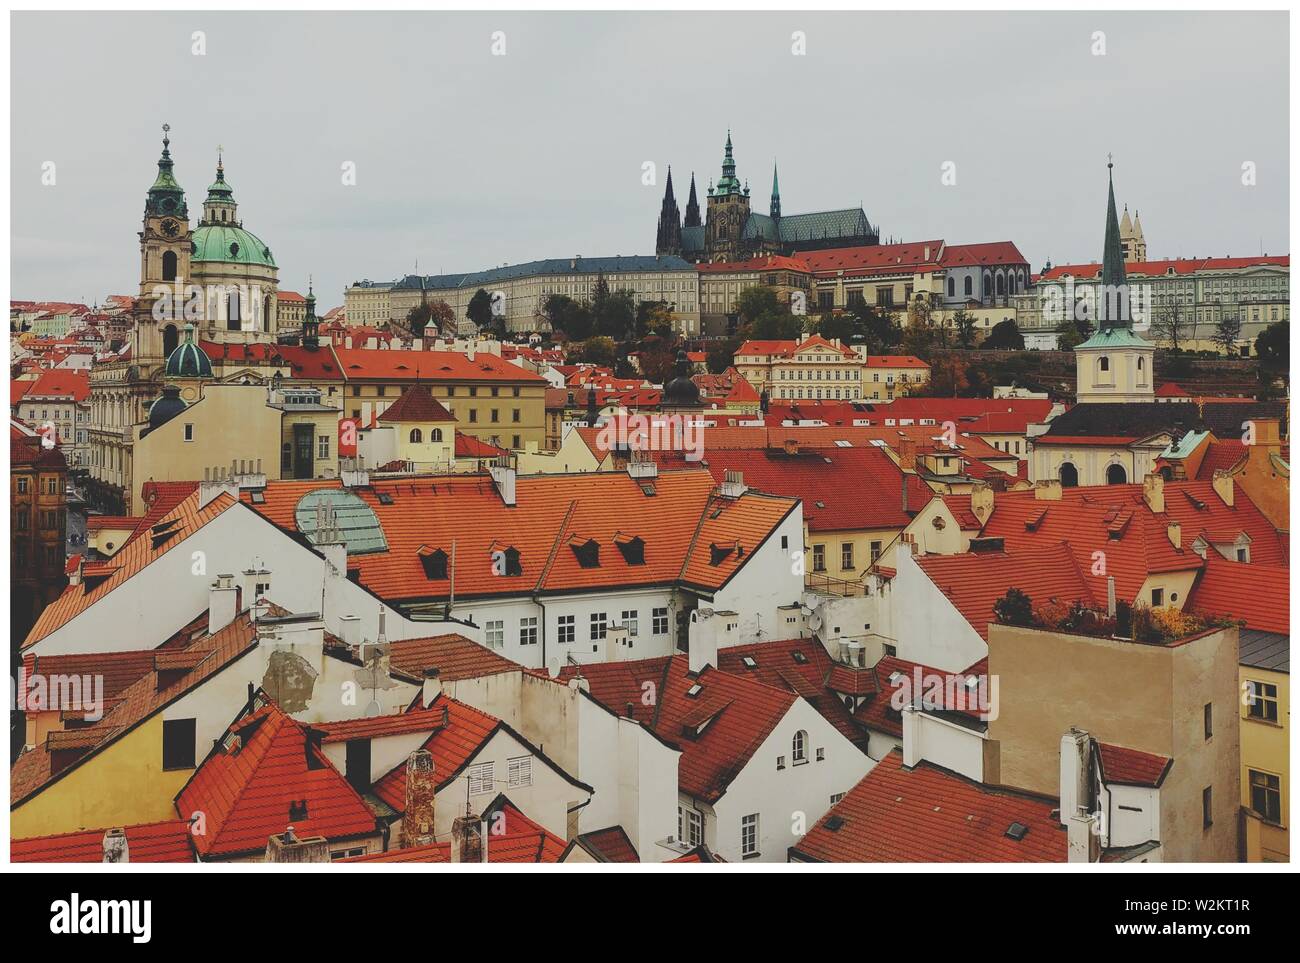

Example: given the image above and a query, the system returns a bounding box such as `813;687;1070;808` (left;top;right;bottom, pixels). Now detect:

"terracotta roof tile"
1186;555;1288;635
11;819;197;863
370;695;501;810
377;384;455;424
1097;742;1172;788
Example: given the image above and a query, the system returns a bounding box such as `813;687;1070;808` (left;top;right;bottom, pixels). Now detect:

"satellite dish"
364;699;382;718
808;612;823;632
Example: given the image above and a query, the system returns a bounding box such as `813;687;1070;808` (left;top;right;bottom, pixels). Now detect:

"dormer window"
614;534;645;565
570;537;600;569
503;546;522;577
419;547;448;580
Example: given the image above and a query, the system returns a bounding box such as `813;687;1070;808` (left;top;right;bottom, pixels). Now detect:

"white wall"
712;503;805;645
890;550;987;672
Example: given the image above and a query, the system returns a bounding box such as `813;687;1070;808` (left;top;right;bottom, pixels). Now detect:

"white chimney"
901;704;921;768
719;469;747;498
687;608;719;674
339;614;362;649
489;459;516;506
1068;810;1099;863
1059;728;1092;828
467;342;476;362
1106;576;1117;617
209;574;238;635
422;667;442;707
606;624;630;662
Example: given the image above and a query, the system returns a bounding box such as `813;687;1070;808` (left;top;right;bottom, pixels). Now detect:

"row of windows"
483;607;672;649
811;541;883;573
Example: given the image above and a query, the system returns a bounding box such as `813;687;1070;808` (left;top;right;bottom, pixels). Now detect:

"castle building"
656;132;878;263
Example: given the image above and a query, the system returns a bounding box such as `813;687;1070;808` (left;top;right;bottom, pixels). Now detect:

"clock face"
161;219;179;238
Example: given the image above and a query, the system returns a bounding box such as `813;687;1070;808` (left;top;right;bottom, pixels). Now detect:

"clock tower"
705;131;751;263
135;124;193;363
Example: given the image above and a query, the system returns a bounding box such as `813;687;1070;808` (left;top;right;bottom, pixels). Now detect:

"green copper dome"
165;324;213;378
191;224;276;267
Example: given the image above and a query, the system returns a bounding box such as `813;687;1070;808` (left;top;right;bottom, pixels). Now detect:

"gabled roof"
568;826;640;862
12;608;262;807
1097;742;1172;789
791;750;1065;862
481;795;568;862
560;654;795;803
332;347;548;384
12;819;197;863
174;699;377;858
939;241;1028;268
369;695;502;810
1185;555;1288;636
24;369;90;402
376;383;455;424
796;240;945;277
385;632;522;684
25;490;237;648
21;648;159;714
241;470;796;604
915;543;1096;641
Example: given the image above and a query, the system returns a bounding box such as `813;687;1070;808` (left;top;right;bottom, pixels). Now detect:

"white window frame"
519;615;538;646
508;755;533;789
741;813;759;858
652;607;669;635
467;761;494;796
485;619;504;650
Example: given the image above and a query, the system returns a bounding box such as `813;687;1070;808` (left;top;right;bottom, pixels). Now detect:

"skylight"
294;489;389;555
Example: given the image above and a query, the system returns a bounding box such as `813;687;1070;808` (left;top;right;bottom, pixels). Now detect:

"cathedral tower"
684;172;701;228
655;166;682;256
705;131;751;262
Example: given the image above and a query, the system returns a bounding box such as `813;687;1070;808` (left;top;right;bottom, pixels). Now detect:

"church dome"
165;323;213;378
191;224;276;267
147;384;188;431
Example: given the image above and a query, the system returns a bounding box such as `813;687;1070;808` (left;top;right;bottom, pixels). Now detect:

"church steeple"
770;162;781;219
684;172;701;227
1100;156;1129;330
202;149;239;225
716;130;741;195
655;165;683;255
145;124;187;219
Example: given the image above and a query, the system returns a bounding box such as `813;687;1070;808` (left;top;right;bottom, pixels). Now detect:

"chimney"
1250;417;1282;449
489;457;516;506
719;469;747;498
399;749;437;849
102;828;129;863
901;705;921;768
339;614;361;649
1106;576;1117;617
208;574;238;634
1068;809;1100;863
67;555;84;587
687;608;719;674
970;482;994;524
451;813;485;863
422;667;442;708
1033;479;1062;501
897;434;917;472
605;624;630;662
1167;520;1182;551
467;342;476;362
901;472;909;514
1211;470;1234;507
265;826;331;863
1141;473;1165;513
1058;728;1093;829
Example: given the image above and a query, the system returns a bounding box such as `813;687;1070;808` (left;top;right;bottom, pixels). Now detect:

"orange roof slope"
332;347;548;384
793;751;1065;862
914;543;1095;641
1186;556;1289;635
25;490;236;648
386;633;521;682
377;384;455;423
174;700;377;858
370;695;501;810
1097;743;1172;788
12;819;196;863
242;469;796;604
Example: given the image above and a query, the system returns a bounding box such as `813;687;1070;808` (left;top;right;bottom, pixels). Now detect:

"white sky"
10;10;1289;310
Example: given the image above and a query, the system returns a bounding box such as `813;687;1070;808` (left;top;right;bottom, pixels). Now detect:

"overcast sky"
11;10;1289;311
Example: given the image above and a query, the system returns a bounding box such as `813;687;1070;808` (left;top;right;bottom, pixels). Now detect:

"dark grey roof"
681;226;706;253
744;208;875;244
391;255;696;292
1200;401;1288;441
1041;402;1208;440
1239;629;1289;672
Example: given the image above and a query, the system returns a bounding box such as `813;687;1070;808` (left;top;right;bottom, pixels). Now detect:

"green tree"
1212;314;1243;357
544;294;593;341
982;319;1025;350
706;337;741;374
854;303;901;353
993;588;1035;628
466;289;494;331
735;285;782;328
816;312;856;344
952;309;978;349
578;336;618;369
1256;321;1289;384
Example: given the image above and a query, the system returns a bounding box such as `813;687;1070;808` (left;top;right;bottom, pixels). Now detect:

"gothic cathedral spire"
770;161;781;219
655;165;682;256
1100;155;1129;330
684;172;701;228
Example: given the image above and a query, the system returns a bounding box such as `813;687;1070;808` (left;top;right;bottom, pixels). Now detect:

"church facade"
655;133;879;263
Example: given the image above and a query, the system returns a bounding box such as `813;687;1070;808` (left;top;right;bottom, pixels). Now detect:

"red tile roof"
454;432;510;459
864;355;930;369
370;695;501;810
21;648;159;713
385;632;522;683
332;347;548;384
376;384;455;424
483;798;568;862
573;826;639;862
174;700;378;858
1196;440;1248;480
1040;255;1288;283
1097;742;1172;788
735;335;858;359
696;254;811;274
792;751;1065;862
915;543;1096;641
11;380;35;404
1185;555;1289;635
561;654;795;803
11;819;197;863
24;369;90;403
341;842;450;863
25;490;234;647
241;469;796;604
797;240;946;277
939;241;1028;268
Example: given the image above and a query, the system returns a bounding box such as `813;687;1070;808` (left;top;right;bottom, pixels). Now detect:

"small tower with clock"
134;124;194;363
705;131;751;263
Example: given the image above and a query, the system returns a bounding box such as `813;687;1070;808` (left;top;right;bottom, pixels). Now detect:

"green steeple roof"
146;124;188;219
1099;157;1130;331
770;161;781;218
164;323;213;379
206;155;234;200
716;130;742;195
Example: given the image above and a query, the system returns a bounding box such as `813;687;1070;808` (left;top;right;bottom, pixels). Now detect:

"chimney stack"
451;813;485;863
970;482;994;524
489;457;516;506
208;574;238;635
1211;470;1234;507
265;826;331;863
687;608;719;674
422;667;442;708
897;434;917;472
102;828;129;863
1106;576;1117;617
1033;479;1062;501
1167;520;1182;551
1141;472;1165;514
399;749;437;849
339;614;362;649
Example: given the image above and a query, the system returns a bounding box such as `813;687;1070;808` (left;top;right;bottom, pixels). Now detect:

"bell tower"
705;131;751;262
135;124;193;363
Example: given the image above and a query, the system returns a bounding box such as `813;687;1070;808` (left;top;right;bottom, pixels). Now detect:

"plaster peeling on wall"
263;650;320;712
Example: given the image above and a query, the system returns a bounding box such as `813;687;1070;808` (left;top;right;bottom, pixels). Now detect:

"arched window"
162;250;178;282
431;428;443;442
1098;356;1110;372
227;291;241;331
996;273;1005;295
1106;463;1128;485
162;324;179;357
1137;356;1144;370
409;428;422;443
947;277;955;298
1059;462;1079;488
792;730;808;763
963;276;973;297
